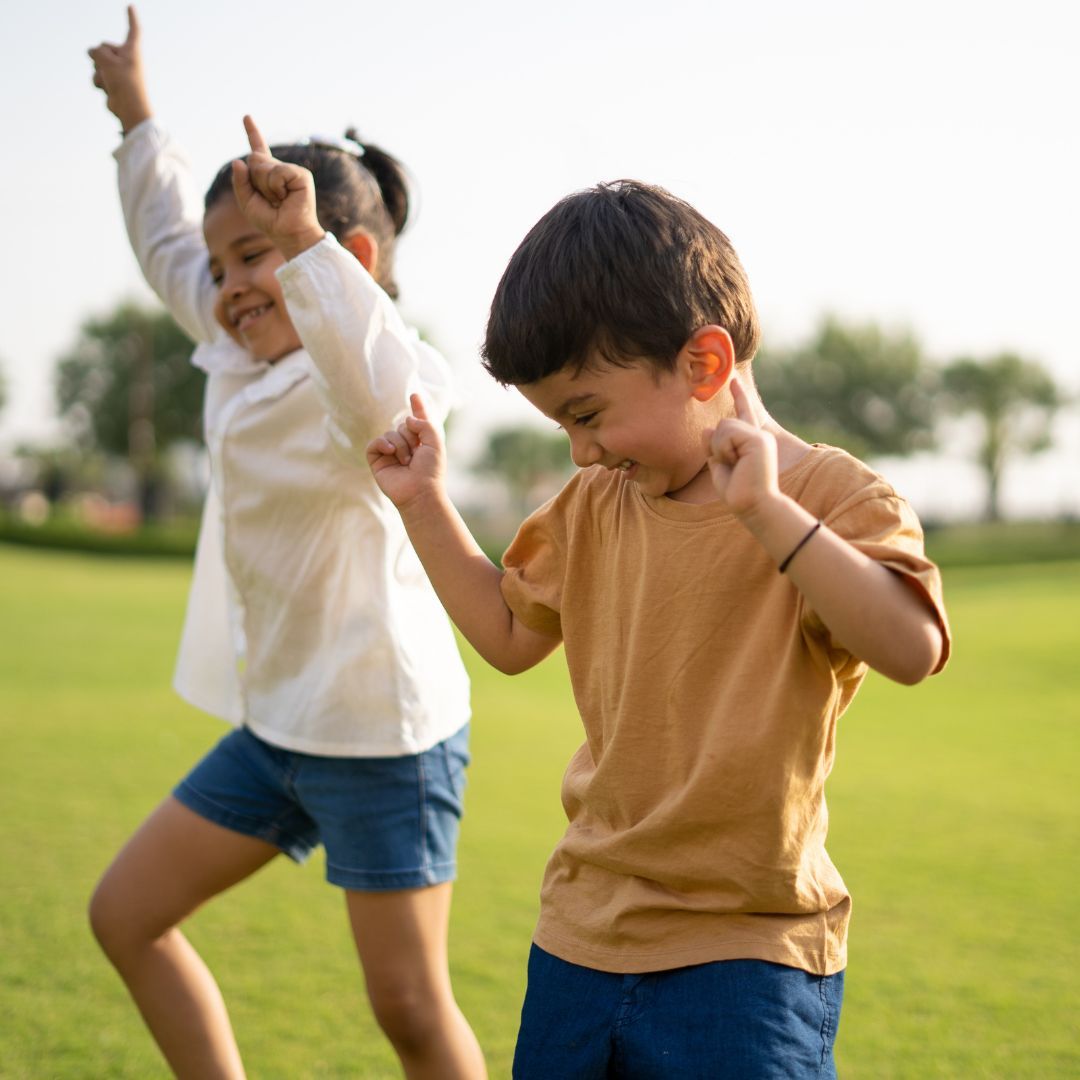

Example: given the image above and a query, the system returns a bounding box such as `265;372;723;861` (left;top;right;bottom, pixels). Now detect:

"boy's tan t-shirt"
501;445;950;976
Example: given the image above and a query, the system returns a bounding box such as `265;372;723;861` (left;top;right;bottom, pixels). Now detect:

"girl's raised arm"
234;117;455;444
88;6;151;134
90;7;220;345
231;117;327;262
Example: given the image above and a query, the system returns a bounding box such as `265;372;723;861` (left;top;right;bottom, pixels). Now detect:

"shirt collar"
244;350;311;403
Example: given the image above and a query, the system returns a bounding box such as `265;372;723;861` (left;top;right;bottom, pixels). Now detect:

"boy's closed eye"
554;413;598;433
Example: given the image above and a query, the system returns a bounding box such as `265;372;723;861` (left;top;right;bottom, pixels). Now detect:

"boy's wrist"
736;491;819;559
733;490;793;535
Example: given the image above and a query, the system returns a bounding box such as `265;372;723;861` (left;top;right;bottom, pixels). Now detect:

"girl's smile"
203;194;302;362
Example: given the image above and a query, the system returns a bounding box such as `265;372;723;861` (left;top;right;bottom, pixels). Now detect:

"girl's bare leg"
346;883;487;1079
89;797;280;1080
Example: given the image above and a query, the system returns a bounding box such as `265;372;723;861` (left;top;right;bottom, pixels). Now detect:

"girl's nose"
219;266;248;297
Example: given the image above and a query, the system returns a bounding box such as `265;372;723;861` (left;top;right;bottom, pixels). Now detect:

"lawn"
1;546;1077;1078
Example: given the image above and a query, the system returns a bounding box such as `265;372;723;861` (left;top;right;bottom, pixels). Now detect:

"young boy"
367;181;950;1078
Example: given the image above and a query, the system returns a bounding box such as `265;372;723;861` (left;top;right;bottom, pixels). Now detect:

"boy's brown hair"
482;180;760;386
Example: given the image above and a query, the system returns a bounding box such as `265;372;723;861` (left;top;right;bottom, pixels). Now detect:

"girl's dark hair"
483;180;760;386
205;129;411;299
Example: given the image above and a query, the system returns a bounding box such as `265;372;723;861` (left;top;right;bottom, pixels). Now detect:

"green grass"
1;546;1077;1077
4;512;1080;568
924;519;1080;568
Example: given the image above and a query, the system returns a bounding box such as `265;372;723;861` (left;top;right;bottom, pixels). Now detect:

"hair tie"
296;133;365;159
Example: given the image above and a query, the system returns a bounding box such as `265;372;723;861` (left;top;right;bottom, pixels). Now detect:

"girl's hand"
231;116;326;260
705;376;781;517
367;394;446;509
88;6;152;133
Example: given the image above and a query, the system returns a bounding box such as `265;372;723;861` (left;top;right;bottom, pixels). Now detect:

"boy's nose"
569;433;603;469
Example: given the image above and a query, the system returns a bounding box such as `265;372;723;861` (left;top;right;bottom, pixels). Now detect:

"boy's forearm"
399;489;558;675
740;494;943;684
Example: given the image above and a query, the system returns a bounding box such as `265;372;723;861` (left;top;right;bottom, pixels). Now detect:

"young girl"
87;10;486;1079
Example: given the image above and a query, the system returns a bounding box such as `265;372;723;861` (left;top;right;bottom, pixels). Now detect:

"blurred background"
1;0;1077;551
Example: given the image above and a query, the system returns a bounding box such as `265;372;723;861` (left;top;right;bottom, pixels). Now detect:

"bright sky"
2;0;1077;517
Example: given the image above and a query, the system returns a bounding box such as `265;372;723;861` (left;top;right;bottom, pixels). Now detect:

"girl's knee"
88;874;132;957
366;978;449;1053
88;872;170;962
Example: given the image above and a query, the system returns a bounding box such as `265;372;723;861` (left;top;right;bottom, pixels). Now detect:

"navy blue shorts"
513;944;844;1078
173;724;470;891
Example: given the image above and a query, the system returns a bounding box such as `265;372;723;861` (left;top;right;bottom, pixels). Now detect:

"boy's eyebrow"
552;393;599;420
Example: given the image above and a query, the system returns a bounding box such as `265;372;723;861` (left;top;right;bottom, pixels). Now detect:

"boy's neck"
663;415;812;507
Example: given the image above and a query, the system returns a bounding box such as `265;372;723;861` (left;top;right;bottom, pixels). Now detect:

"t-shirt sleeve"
808;485;951;673
499;494;569;640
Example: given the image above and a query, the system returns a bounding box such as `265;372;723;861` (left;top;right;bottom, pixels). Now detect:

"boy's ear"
682;325;735;402
341;229;379;275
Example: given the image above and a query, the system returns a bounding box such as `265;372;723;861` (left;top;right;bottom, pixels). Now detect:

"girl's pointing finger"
125;6;141;46
243;115;272;157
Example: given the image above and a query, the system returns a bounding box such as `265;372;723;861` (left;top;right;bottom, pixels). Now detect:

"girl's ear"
341;229;379;275
682;325;735;402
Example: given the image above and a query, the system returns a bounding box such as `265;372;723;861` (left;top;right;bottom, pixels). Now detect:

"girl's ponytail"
344;128;409;238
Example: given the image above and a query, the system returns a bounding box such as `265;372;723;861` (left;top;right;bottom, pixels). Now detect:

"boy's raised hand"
367;394;446;509
88;6;151;133
231;116;326;260
706;376;780;517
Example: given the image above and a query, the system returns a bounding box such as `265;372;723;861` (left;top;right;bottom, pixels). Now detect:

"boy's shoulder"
782;444;909;523
519;444;918;548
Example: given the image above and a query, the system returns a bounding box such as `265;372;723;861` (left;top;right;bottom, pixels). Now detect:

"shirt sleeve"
113;120;220;345
276;235;457;454
500;492;570;640
808;485;952;674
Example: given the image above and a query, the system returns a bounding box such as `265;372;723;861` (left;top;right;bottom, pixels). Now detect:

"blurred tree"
754;317;938;459
475;426;573;515
941;353;1062;521
55;302;202;521
0;357;7;419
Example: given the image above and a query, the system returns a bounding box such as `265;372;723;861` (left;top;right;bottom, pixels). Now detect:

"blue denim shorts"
173;724;470;891
513;945;844;1079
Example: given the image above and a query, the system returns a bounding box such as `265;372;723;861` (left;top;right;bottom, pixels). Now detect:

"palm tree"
941;353;1061;521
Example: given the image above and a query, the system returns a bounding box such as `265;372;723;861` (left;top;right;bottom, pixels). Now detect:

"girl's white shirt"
114;120;470;756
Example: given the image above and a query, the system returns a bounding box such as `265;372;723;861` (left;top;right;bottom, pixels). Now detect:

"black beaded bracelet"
778;520;822;574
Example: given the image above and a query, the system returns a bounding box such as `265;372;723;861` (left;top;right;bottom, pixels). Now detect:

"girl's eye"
210;270;223;286
243;250;265;264
574;413;598;427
